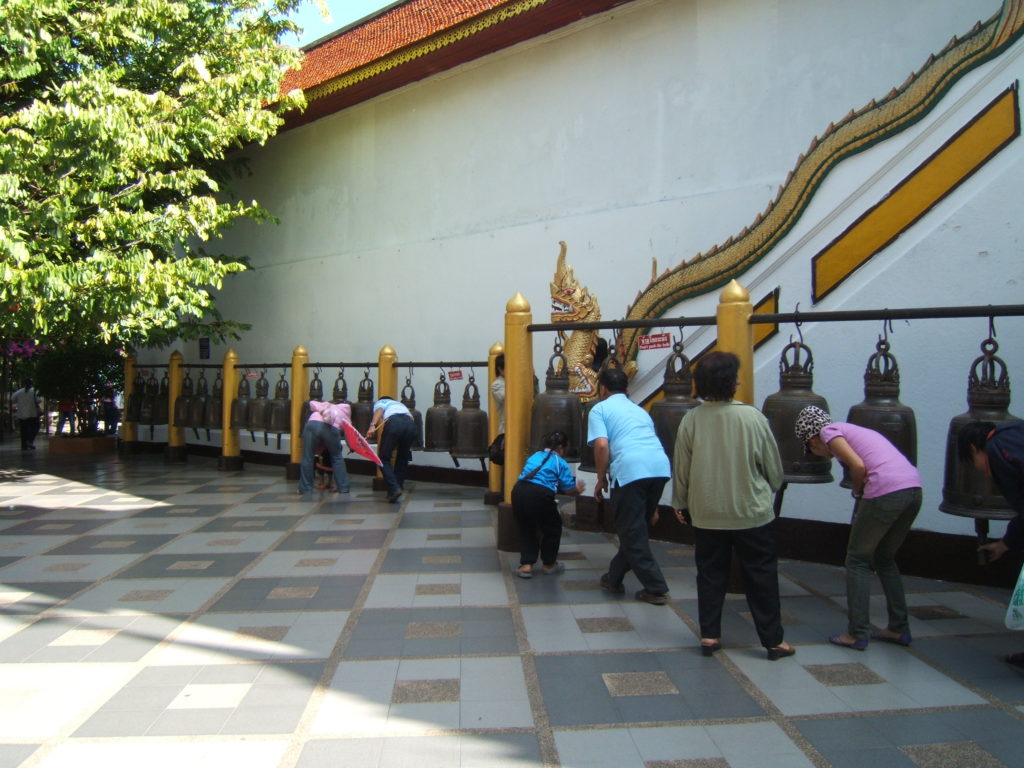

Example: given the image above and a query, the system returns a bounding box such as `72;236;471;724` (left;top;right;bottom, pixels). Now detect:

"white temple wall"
156;0;1023;536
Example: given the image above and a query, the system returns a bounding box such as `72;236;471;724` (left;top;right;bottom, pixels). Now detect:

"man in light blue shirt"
588;368;671;604
367;396;418;504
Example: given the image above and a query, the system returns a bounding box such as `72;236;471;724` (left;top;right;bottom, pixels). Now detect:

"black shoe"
600;573;624;594
700;641;722;657
387;491;402;504
635;589;667;606
766;644;796;661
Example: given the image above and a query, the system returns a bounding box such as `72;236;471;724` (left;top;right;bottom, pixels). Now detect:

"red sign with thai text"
638;333;671;351
447;369;464;381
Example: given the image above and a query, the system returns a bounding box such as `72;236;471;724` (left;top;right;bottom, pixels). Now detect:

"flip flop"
870;630;912;646
541;562;565;575
829;634;868;651
516;567;533;579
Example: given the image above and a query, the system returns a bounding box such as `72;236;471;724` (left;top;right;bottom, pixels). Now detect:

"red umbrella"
342;421;383;466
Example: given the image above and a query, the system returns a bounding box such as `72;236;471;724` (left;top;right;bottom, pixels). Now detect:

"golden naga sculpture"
550;241;602;401
615;0;1024;365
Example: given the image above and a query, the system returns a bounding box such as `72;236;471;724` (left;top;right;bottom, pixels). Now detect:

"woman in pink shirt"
795;406;922;651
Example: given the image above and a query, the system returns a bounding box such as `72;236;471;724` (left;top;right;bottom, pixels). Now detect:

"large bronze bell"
451;376;489;461
173;371;194;429
650;341;700;467
351;370;375;438
841;338;917;489
154;374;170;425
205;373;223;430
126;372;145;422
401;377;424;450
579;400;597;472
247;371;272;443
300;371;323;427
530;349;583;462
762;340;833;483
229;376;252;431
424;373;457;452
940;337;1021;524
139;374;159;425
189;372;209;437
268;373;291;449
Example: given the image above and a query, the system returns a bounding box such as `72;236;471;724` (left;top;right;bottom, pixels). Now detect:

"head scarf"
794;405;832;445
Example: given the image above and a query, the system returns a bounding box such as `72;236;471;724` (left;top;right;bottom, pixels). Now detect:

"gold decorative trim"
305;0;551;103
812;86;1019;302
620;0;1024;364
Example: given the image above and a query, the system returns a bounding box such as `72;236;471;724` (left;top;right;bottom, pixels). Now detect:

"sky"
284;0;395;47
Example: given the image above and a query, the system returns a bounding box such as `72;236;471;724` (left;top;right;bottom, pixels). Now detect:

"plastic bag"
1005;564;1024;630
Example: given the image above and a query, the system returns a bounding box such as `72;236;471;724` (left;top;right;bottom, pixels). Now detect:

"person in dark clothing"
958;420;1024;667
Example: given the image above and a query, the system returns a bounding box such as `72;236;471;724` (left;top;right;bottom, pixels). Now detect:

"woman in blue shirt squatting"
512;430;586;579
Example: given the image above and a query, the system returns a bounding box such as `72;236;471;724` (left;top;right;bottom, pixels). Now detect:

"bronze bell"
154;374;170;425
268;373;291;449
139;374;159;425
530;349;583;462
401;377;424;450
189;372;209;436
451;376;489;460
229;376;251;431
351;370;375;438
205;373;223;430
332;370;349;404
841;338;917;489
940;337;1021;522
247;371;272;443
300;371;323;428
579;356;619;472
126;372;145;422
650;341;700;467
173;371;194;429
761;340;833;483
424;373;457;452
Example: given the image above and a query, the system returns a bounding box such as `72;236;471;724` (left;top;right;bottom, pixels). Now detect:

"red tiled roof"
277;0;636;130
280;0;510;94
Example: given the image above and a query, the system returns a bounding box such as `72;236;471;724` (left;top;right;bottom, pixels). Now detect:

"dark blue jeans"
299;420;347;494
607;476;669;595
377;414;417;494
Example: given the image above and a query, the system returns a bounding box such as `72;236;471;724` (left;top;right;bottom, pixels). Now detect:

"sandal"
870;630;912;647
516;566;533;579
829;634;868;651
541;562;565;575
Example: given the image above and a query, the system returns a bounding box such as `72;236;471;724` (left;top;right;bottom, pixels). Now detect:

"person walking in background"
589;367;672;605
957;420;1024;667
672;352;794;660
101;390;120;435
796;405;922;651
12;377;40;451
299;400;353;496
511;430;585;579
367;395;418;504
56;397;76;436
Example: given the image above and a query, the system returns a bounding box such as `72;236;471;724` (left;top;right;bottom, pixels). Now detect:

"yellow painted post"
219;349;243;471
167;351;186;462
123;354;137;444
378;345;398;399
716;279;755;404
497;294;533;551
485;341;504;505
288;345;308;480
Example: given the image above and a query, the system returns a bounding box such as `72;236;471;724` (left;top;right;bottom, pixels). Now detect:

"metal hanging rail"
304;362;379;369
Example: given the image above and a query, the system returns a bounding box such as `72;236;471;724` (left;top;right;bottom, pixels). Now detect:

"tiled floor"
1;439;1023;767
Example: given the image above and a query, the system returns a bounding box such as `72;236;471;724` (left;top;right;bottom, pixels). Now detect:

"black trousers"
511;480;562;566
18;417;39;449
693;520;784;648
607;476;669;594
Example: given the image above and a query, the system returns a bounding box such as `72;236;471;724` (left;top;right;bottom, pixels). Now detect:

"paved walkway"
1;438;1023;768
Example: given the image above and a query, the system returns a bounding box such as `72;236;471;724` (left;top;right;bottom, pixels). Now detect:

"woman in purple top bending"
795;406;922;651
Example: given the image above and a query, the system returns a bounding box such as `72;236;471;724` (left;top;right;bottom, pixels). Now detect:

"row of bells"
528;335;1019;521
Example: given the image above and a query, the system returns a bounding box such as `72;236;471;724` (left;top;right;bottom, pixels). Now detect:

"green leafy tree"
33;341;124;435
0;0;306;349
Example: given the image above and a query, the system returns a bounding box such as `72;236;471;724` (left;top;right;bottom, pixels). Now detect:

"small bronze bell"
126;372;145;422
332;370;349;404
841;338;917;488
154;374;170;426
401;377;424;450
205;373;223;430
189;372;209;438
173;371;194;429
247;371;272;443
940;337;1021;523
530;347;583;462
424;373;457;452
139;374;159;425
351;370;375;438
761;340;833;483
268;373;291;449
229;376;252;431
451;376;489;461
650;341;700;467
300;371;323;428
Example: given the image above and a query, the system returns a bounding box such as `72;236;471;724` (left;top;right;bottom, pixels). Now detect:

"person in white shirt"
11;378;40;450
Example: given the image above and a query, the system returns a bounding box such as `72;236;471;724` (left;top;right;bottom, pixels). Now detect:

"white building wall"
170;0;1023;538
